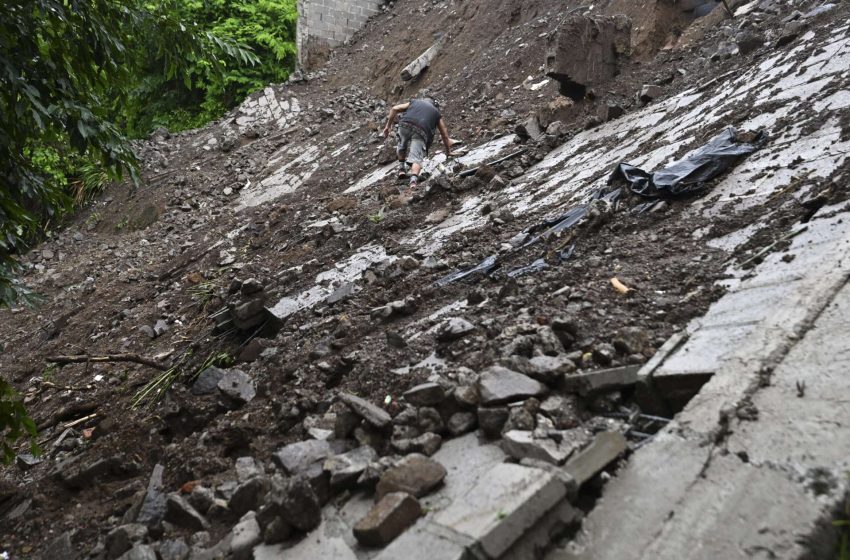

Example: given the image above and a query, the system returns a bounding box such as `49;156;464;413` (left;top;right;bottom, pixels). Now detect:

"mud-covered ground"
2;0;849;556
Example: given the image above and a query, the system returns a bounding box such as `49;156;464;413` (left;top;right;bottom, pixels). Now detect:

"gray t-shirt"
399;99;441;147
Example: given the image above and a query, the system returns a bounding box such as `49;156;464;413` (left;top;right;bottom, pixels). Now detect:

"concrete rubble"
2;0;850;558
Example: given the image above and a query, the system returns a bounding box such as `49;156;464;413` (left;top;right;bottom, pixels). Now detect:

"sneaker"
397;169;408;180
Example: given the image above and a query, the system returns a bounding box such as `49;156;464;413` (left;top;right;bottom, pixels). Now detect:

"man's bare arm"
438;118;455;156
383;102;410;137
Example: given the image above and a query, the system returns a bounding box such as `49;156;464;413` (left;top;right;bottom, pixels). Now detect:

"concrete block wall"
297;0;383;69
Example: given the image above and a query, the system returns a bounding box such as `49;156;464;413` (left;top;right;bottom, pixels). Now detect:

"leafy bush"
0;379;38;464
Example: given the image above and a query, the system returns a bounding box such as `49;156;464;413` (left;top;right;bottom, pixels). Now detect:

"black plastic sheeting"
435;254;498;287
609;128;767;198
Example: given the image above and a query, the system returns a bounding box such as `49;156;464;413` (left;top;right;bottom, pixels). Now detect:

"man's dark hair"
423;96;440;109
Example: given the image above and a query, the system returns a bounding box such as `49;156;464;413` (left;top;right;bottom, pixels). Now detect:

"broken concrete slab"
401;37;445;81
501;429;589;465
339;392;392;429
563;431;627;487
545;14;632;100
478;366;547;405
216;369;256;407
376;454;447;500
562;365;640;396
434;462;566;558
353;492;422;547
403;382;446;406
324;445;378;489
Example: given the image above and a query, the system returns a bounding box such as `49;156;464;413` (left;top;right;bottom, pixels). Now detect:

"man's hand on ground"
382;125;391;138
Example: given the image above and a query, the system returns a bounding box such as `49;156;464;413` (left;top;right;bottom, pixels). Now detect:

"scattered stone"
403;382;446;406
370;297;417;321
339;392;392;429
153;319;169;337
354;492;423;547
592;343;616;366
503;403;536;433
230;513;262;560
191;367;226;395
335;409;362;438
235;456;262;482
261;475;321;532
736;31;765;55
539;395;581;429
157;539;190;560
639;84;662;103
324;445;378;489
117;544;157;560
564;431;628;487
478;366;547;405
136;464;167;527
501;429;589;465
604;103;625;121
478;406;510;439
43;531;78;560
165;494;209;531
273;439;333;475
376;454;447;499
447;412;477;436
436;317;475;342
16;453;42;470
417;407;445;434
393;431;442;456
453;385;479;408
106;524;148;559
229;476;270;516
240;278;264;296
563;365;640;396
217;369;256;407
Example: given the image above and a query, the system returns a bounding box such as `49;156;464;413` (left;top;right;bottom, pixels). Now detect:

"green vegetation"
133;350;234;408
0;0;295;462
0;379;39;464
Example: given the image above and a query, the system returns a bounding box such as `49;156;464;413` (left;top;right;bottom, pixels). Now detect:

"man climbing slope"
382;96;457;190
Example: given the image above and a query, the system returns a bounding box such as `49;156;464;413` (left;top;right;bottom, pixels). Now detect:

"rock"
230;514;262;560
339;392;392;429
417;407;444;434
262;516;292;544
393;431;442;456
240;278;264;296
354;424;389;452
453;385;479;408
191;367;227;395
604;103;625;121
232;298;266;330
436;317;475;342
545;120;569;136
501;429;590;465
153;319;169;337
592;343;616;366
545;14;632;100
324;445;378;489
217;369;256;407
157;539;190;560
478;407;510;439
354;492;423;547
522;355;577;385
229;476;270;516
478;366;547;405
612;327;650;356
334;409;362;438
403;382;446;406
563;365;640;396
503;404;536;433
564;431;628;487
736;31;765;55
370;297;417;321
261;475;321;532
539;395;581;429
116;544;157;560
136;464;167;527
272;439;333;475
43;531;78;560
447;412;477;436
235;456;262;483
376;454;447;499
514;116;544;142
106;524;148;559
165;494;209;531
639;84;662;103
54;454;135;490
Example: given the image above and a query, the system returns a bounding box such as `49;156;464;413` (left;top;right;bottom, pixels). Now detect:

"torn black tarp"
609;128;766;198
507;258;548;278
522;188;622;248
436;254;499;286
